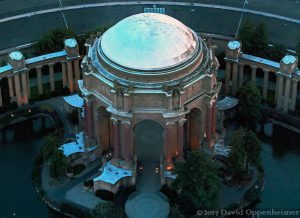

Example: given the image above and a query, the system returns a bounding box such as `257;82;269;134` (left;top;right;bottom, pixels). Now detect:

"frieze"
90;78;112;100
183;80;203;102
133;94;164;107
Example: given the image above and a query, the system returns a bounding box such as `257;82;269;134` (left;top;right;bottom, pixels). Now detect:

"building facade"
79;13;221;188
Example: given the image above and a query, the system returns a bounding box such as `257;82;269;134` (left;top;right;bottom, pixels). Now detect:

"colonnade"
0;38;81;108
225;40;299;113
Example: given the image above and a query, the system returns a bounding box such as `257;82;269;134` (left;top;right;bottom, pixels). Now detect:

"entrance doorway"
134;120;164;192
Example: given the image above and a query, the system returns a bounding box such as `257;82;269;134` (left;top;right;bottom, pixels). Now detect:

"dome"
100;13;198;71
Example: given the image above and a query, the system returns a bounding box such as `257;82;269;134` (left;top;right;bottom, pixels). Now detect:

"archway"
133;119;164;192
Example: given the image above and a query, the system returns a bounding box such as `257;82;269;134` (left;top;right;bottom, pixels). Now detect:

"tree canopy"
33;28;76;55
228;128;262;175
92;202;125;218
238;82;262;130
172;151;220;209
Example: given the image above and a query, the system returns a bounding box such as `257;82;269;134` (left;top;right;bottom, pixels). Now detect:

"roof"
282;55;297;64
241;54;280;69
100;13;198;71
63;94;84;108
228;41;241;50
25;50;66;65
59;131;97;157
217;96;239;110
94;162;132;185
9;51;23;61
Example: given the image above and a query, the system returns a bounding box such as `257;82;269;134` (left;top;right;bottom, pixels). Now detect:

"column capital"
110;117;119;125
250;65;257;70
178;119;186;127
165;122;176;128
121;120;131;126
35;65;42;70
48;63;55;67
262;68;269;73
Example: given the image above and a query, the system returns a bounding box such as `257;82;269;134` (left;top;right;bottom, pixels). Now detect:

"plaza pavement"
0;1;299;51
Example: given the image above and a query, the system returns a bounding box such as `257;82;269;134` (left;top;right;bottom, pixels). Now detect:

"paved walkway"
125;120;170;218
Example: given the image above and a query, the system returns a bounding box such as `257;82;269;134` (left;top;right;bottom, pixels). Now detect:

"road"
0;1;299;50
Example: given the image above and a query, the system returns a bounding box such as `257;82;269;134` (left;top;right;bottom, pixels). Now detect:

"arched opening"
185;108;202;152
0;77;10;108
54;62;62;90
133;119;164;191
41;65;50;93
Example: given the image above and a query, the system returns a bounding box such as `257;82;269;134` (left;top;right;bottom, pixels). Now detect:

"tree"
252;22;269;57
297;38;300;68
228;128;262;174
50;149;67;178
169;204;186;218
92;202;125;218
238;20;269;57
227;132;247;176
238;82;262;130
172;151;220;209
42;133;61;160
33;28;75;55
238;19;256;54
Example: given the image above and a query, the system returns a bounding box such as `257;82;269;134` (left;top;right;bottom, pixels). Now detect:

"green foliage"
228;128;262;174
60;203;91;218
42;133;61;160
172;151;220;209
92;202;125;218
169;204;186;218
50;149;67;178
33;28;75;55
244;185;260;202
238;20;269;56
297;38;300;68
238;82;262;130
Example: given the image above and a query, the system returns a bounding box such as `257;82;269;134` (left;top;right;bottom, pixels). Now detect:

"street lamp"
235;0;248;39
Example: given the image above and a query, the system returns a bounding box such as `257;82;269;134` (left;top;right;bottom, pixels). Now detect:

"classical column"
165;122;176;166
49;63;55;92
177;120;185;160
291;79;298;111
276;75;284;110
251;65;257;83
0;82;2;107
283;77;291;113
263;69;269;100
14;74;22;106
109;119;114;150
232;62;238;96
21;72;28;104
74;59;80;91
211;101;216;136
120;121;132;163
111;118;120;160
238;63;244;88
225;60;231;94
86;101;94;140
67;61;74;92
26;71;31;98
186;113;191;149
61;62;67;88
206;102;213;142
8;76;14;99
36;66;43;95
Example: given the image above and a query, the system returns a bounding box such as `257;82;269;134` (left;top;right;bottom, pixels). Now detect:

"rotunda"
79;13;221;190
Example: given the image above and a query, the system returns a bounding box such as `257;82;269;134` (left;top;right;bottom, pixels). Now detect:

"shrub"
114;185;136;208
60;203;91;218
92;202;125;218
244;185;261;202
